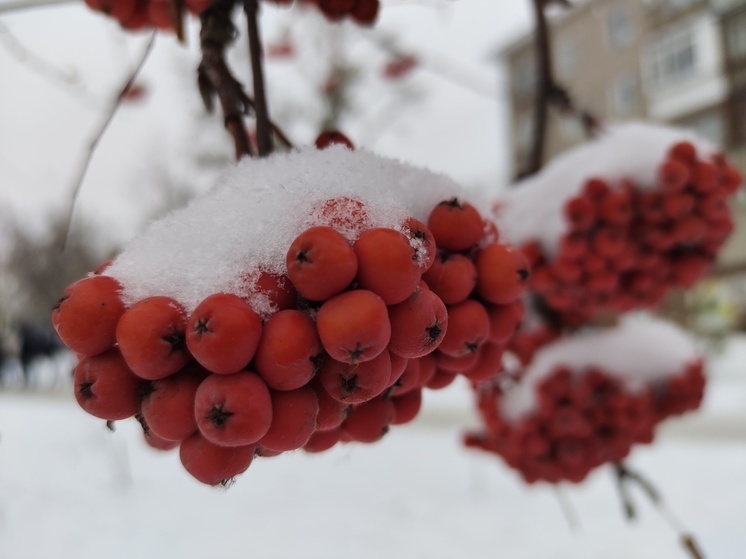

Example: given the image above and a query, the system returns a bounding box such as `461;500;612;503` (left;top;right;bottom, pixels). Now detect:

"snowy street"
1;338;745;559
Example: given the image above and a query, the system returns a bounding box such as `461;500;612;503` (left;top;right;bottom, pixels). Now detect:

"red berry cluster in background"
53;196;529;486
84;0;209;30
296;0;380;25
465;358;705;484
523;142;741;326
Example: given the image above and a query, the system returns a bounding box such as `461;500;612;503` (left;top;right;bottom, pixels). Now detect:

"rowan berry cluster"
296;0;380;25
53;194;528;485
523;142;741;326
83;0;209;30
465;357;705;484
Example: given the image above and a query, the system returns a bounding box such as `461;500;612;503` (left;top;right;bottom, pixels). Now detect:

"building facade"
502;0;746;269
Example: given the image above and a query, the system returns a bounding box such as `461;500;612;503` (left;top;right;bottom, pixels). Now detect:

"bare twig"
171;0;186;43
553;486;581;532
525;0;552;179
244;0;273;156
362;31;497;100
520;0;600;180
198;0;254;160
614;463;706;559
0;0;77;14
0;22;103;108
61;33;156;250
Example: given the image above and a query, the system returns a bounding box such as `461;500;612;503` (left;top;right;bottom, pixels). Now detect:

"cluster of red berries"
300;0;379;25
465;358;704;484
53;196;529;485
523;142;741;326
84;0;208;30
266;0;378;25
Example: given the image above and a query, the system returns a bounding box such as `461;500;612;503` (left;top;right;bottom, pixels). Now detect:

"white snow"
501;314;701;420
105;146;489;312
1;374;746;559
496;122;716;255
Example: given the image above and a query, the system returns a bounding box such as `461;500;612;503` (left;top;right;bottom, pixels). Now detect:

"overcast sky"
0;0;532;246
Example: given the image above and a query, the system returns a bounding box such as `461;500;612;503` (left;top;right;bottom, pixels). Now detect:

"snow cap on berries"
498;122;717;256
106;146;489;313
501;314;700;420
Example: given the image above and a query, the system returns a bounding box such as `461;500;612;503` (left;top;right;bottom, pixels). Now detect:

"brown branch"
244;0;273;156
708;262;746;280
525;0;553;179
520;0;600;180
614;463;706;559
60;32;157;250
198;0;254;161
0;21;103;108
171;0;186;43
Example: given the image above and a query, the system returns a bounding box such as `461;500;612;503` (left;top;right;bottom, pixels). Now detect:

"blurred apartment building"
502;0;746;271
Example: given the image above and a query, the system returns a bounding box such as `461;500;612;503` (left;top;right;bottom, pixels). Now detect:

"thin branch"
61;32;156;250
171;0;186;43
525;0;552;179
244;0;273;156
198;0;253;160
362;31;497;101
708;262;746;280
614;463;707;559
553;485;581;532
0;0;77;14
520;0;600;180
0;21;103;108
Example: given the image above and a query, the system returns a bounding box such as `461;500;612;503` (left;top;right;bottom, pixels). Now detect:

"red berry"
179;432;255;486
316;290;391;363
402;217;436;272
658;159;690;192
286;226;358;301
251;270;297;312
342;396;395;443
116;296;191;380
186;293;262;375
141;365;204;442
474;244;530;305
422;252;477;305
73;349;144;420
387;287;448;359
304;428;342;453
487;300;524;344
194;372;273;447
427;198;484;252
318;349;391;404
52;275;125;357
315;130;354;150
259;386;319;452
392;389;422;425
255;310;323;391
353;228;422;305
564;196;596;231
310;378;349;430
438;300;490;357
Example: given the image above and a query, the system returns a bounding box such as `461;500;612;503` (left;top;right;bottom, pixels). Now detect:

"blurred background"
1;1;745;558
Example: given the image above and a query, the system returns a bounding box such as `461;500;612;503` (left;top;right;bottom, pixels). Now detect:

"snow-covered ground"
1;338;745;559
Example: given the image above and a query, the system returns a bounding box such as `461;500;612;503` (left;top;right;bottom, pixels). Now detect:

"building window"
556;36;578;78
512;57;536;96
610;73;639;116
607;6;634;49
725;9;746;61
646;30;697;88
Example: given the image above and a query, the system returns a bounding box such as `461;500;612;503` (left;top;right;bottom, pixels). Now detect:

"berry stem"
613;463;705;559
60;32;156;249
244;0;273;157
520;0;600;181
198;0;254;161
